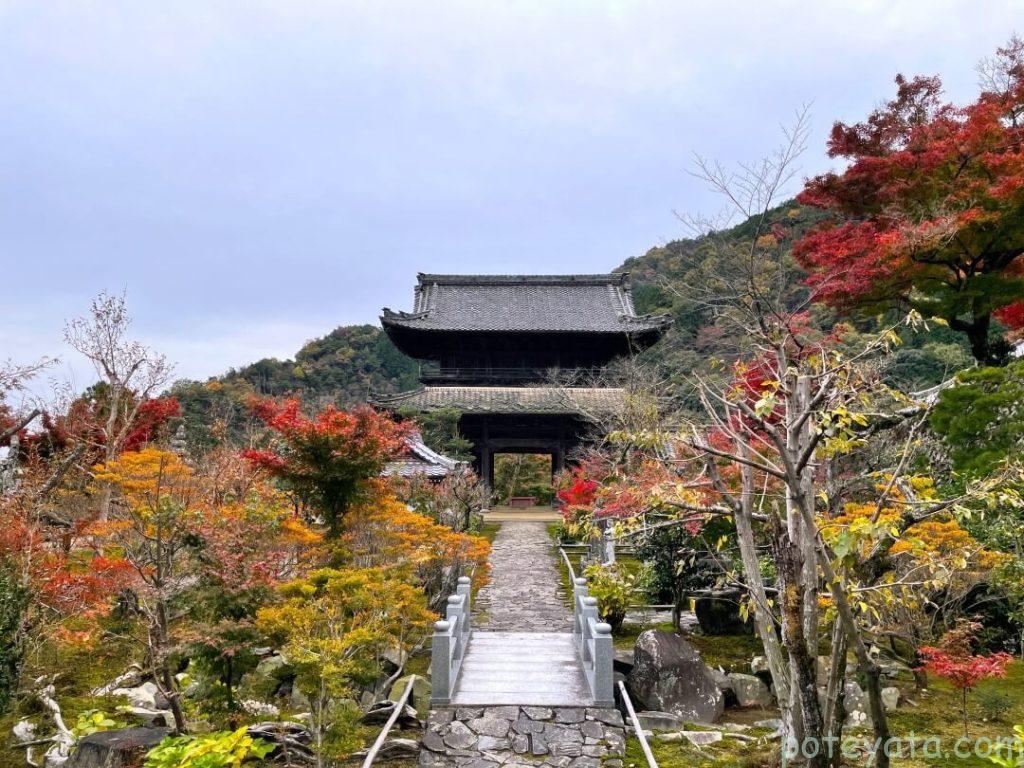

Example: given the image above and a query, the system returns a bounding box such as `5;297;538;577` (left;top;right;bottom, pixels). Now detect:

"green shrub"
582;563;636;633
978;688;1015;722
144;728;273;768
72;710;127;738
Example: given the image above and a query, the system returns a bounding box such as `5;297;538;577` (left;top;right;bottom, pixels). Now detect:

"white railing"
429;576;472;706
571;576;614;706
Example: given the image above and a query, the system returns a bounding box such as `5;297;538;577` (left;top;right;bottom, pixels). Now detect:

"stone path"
473;521;570;632
419;705;626;768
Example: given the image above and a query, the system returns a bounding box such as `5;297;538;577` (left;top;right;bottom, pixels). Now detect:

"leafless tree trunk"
64;291;173;518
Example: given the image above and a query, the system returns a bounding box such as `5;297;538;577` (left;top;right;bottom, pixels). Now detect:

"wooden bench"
507;496;537;508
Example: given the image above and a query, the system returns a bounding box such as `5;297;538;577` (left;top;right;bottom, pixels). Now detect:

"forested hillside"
620;201;989;395
171;324;418;447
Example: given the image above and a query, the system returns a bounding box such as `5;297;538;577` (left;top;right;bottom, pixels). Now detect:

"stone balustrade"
571;576;614;706
429;576;472;706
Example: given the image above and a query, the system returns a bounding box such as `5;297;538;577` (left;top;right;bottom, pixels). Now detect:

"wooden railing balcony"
418;364;612;385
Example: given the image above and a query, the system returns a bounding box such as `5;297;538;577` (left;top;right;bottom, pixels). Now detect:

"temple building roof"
381;273;672;335
371;386;624;417
382;432;465;479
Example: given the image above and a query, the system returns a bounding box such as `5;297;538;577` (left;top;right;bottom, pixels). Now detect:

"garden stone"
528;732;548;755
476;736;510;751
360;700;418;727
579;720;604;739
613;649;635;675
522;707;552;720
544;724;583;744
66;728;170;768
422;729;446;752
457;708;485;720
549;742;582;757
627;631;724;723
568;757;600;768
882;687;901;711
728;673;773;708
633;711;684;731
510;733;529;753
585;708;624;727
512;715;544;734
444;721;478;750
554;708;585;723
389;674;431;716
468;716;511;738
843;681;871;727
354;738;418;761
120;707;171;728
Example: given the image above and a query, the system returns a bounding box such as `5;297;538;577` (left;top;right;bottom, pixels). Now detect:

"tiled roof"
372;386;625;416
382;433;465;478
381;273;671;334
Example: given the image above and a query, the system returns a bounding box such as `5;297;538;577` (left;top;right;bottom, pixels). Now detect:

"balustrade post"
592;622;614;706
456;575;472;638
572;577;588;647
430;620;452;706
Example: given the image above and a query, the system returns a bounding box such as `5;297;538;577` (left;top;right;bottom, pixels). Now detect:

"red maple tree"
243;398;412;534
795;38;1024;363
918;620;1013;736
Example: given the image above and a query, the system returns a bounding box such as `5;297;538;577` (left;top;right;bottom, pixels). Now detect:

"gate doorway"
491;452;555;507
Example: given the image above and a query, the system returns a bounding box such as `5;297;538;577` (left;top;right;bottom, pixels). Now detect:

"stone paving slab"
420;705;625;768
473;521;570;632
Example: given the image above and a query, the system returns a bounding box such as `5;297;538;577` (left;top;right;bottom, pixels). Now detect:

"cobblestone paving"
419;705;626;768
473;522;570;632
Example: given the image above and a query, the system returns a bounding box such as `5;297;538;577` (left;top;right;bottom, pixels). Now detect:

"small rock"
13;719;37;744
354;738;418;761
728;673;773;708
456;708;484;721
119;708;171;728
881;686;901;711
633;711;684;731
510;733;529;753
662;730;723;746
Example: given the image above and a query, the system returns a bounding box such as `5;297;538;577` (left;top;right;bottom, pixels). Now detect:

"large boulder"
66;728;169;768
626;631;724;723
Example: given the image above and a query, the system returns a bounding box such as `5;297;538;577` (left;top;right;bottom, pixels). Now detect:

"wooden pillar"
481;447;493;489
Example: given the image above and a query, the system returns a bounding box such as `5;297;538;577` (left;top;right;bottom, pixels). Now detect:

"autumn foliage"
796;39;1024;362
243;398;412;533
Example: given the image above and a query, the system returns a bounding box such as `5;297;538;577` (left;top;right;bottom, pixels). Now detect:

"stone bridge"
421;521;624;768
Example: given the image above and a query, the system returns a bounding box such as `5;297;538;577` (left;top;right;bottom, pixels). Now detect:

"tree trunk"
735;454;794;740
823;620;848;768
775;524;825;767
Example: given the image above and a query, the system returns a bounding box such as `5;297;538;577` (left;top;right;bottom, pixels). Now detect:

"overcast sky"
1;0;1020;399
